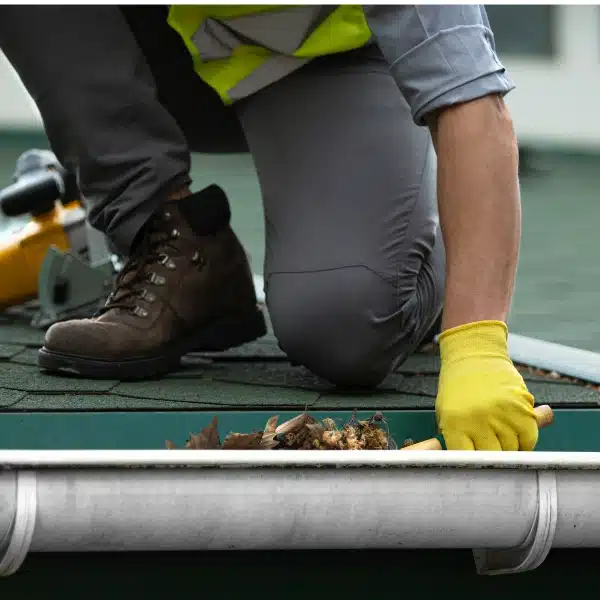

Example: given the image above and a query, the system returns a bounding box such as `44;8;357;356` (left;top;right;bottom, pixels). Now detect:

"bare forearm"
429;94;521;331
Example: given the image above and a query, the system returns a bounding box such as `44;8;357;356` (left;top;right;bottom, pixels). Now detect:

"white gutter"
508;333;600;384
2;449;600;577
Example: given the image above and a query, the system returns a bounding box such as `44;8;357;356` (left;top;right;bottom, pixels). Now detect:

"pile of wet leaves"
166;410;401;450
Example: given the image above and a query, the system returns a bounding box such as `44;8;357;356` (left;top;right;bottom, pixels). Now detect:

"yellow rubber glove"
436;320;538;451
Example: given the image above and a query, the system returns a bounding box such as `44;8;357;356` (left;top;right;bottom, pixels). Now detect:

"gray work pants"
0;6;444;386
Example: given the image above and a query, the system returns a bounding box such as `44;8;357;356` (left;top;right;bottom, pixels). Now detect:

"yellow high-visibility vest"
167;5;372;103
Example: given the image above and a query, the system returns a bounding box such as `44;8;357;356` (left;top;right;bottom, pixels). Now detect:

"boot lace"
96;214;179;316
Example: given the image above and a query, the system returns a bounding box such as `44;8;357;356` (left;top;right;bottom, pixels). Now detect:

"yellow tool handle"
401;404;554;451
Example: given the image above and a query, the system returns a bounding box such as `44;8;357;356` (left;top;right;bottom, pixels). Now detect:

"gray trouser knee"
268;256;443;388
235;45;445;387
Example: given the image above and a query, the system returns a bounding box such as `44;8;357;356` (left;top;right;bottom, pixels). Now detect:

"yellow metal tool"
0;202;88;310
0;149;88;310
0;150;116;327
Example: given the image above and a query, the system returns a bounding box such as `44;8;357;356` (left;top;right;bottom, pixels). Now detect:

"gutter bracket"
0;471;37;577
473;470;558;575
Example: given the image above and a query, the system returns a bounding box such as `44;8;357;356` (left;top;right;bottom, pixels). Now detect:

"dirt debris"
166;409;401;450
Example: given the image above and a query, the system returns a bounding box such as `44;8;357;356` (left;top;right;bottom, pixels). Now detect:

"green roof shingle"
0;308;597;413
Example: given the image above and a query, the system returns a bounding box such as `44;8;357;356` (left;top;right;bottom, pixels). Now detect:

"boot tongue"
175;184;231;236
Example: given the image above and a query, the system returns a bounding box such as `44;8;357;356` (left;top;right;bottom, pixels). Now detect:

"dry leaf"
165;440;177;449
321;418;337;431
260;415;279;449
222;432;264;449
304;422;326;448
322;429;344;449
166;410;398;451
315;417;390;450
275;412;315;436
185;416;221;449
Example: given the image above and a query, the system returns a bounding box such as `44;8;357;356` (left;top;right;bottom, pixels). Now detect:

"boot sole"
37;309;267;380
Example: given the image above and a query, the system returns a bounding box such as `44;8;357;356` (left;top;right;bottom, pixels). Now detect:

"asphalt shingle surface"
0;308;597;413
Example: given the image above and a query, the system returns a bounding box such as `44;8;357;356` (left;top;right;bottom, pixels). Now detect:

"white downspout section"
3;450;600;577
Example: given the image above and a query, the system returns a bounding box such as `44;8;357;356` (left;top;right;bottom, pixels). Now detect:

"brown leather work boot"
38;185;266;379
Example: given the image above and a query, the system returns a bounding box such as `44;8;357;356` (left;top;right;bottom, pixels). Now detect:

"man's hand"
436;320;538;451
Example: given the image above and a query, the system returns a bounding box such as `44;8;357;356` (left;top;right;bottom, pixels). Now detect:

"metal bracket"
84;221;113;268
473;470;558;575
0;471;37;577
31;246;114;328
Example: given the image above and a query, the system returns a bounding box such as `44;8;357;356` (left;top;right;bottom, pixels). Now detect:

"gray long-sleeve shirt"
364;5;514;125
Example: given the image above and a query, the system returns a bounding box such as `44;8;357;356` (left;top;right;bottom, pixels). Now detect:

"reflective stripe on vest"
167;5;372;104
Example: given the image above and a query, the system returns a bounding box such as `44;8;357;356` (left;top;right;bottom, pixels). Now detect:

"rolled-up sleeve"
363;5;515;125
